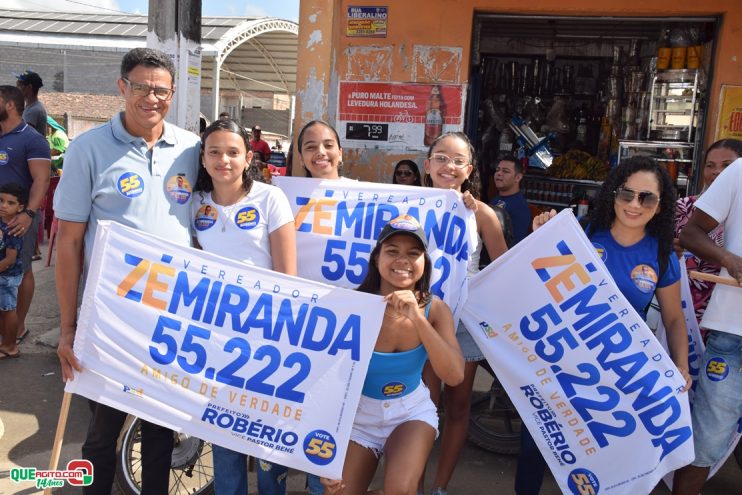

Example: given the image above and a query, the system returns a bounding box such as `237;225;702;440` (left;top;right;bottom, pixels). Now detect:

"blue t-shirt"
589;229;680;319
490;191;531;244
0;220;23;277
0;121;51;191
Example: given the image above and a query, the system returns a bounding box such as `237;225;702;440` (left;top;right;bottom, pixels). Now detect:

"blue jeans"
257;462;324;495
213;450;324;495
691;331;742;466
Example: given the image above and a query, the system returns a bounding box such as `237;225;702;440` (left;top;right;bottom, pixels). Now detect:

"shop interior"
469;14;719;211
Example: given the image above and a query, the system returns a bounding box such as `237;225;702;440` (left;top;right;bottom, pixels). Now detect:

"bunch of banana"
548;150;609;181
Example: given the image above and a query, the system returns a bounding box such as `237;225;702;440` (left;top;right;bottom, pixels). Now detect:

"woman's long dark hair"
587;156;676;265
357;234;433;306
393;159;422;186
194;119;260;192
423;131;482;199
296;120;343;178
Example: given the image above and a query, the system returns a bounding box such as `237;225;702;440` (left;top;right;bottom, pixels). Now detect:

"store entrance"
470;14;718;208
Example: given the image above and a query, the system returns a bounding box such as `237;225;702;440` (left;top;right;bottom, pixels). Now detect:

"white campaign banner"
65;221;385;479
461;210;694;495
273;177;476;318
657;263;741;483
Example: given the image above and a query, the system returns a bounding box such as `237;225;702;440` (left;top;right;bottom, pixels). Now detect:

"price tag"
345;123;388;141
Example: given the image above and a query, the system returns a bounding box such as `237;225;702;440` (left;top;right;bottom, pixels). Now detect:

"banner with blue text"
65;221;385;479
273;177;476;318
656;263;741;484
461;210;693;495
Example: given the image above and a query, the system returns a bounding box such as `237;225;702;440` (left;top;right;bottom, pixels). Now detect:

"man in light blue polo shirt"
53;47;200;495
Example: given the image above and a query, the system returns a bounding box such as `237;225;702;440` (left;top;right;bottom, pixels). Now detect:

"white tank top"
467;233;482;277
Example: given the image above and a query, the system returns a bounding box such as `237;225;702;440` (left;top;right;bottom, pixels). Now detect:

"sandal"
16;328;29;344
0;350;20;360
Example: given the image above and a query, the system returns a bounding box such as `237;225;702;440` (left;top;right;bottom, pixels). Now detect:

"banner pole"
45;391;72;495
688;270;740;287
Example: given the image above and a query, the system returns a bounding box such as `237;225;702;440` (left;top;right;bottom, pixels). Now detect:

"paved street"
0;241;739;494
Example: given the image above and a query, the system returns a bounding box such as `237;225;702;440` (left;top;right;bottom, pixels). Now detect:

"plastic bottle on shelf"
656;28;672;70
577;197;589;220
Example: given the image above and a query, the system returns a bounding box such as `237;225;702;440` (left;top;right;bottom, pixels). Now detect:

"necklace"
211;183;253;232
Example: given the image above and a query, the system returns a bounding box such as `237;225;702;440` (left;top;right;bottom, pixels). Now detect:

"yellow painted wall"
294;0;742;180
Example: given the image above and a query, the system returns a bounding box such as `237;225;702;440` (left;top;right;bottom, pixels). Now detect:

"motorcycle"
116;416;214;495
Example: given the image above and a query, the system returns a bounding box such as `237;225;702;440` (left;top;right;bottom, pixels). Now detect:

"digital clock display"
345;123;388;141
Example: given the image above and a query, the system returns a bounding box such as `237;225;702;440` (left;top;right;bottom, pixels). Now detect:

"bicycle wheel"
468;377;522;455
115;417;215;495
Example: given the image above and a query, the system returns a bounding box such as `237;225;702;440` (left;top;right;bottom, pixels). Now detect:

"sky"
6;0;300;21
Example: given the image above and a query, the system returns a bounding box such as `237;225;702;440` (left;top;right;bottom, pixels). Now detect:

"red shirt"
250;139;271;160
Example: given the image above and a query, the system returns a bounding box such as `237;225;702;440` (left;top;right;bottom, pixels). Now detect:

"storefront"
293;0;742;204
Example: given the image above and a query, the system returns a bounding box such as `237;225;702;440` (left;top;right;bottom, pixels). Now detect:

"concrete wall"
293;0;742;181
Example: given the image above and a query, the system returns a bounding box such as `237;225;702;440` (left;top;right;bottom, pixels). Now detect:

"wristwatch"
23;208;35;219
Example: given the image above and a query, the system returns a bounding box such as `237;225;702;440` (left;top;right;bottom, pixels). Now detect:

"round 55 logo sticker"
382;381;406;397
303;430;337;465
117;172;144;198
568;468;599;495
235;206;260;230
706;357;729;382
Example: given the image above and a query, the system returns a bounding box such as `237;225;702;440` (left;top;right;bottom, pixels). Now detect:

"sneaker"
431;488;448;495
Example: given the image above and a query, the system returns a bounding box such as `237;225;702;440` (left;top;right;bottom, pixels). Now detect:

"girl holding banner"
297;120;345;180
191;119;298;495
520;157;691;493
322;215;464;494
420;132;508;495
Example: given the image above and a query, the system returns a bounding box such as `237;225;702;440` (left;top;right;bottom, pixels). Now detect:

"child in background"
0;183;27;360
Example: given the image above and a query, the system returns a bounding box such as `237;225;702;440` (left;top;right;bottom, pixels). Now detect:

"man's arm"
680;208;742;284
6;158;51;235
56;220;87;381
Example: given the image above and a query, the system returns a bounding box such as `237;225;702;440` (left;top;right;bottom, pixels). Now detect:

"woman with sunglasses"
521;156;691;494
393;159;422;186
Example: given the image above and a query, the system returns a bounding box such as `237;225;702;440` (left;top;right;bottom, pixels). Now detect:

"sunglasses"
395;170;413;177
613;187;660;208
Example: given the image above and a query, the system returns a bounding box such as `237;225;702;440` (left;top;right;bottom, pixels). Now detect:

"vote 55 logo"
706;357;728;382
303;430;337;465
382;381;406;397
567;468;599;495
117;172;144;198
235;206;260;230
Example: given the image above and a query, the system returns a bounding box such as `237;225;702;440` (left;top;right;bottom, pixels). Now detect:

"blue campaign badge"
117;172;144;198
235;206;260;230
382;381;406;397
631;264;657;294
194;204;217;231
166;174;192;204
706;357;729;382
591;242;607;262
0;150;9;166
303;429;337;466
567;468;600;495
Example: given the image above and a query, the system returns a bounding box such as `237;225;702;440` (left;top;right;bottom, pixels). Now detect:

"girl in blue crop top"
321;215;464;494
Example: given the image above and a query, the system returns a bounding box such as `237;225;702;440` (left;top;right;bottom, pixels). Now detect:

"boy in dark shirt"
0;183;26;359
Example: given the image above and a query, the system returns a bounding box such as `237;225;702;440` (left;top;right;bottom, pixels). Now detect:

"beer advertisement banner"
337;81;464;150
273;177;476;320
715;85;742;140
460;210;694;495
65;221;385;479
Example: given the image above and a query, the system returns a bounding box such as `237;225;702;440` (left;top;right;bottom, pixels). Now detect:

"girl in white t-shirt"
192;118;297;495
